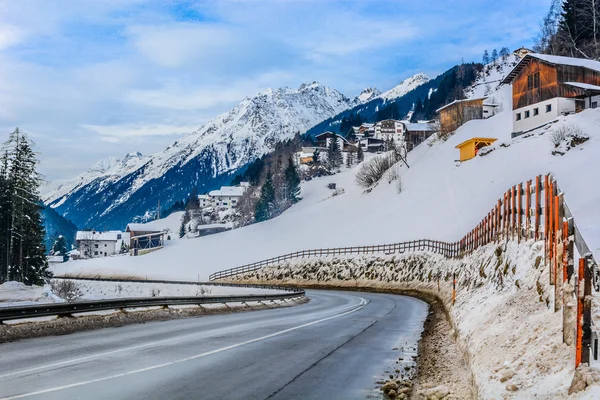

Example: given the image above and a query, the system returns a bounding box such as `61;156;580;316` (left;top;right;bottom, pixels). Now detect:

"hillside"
51;105;600;281
41;205;78;253
44;83;355;230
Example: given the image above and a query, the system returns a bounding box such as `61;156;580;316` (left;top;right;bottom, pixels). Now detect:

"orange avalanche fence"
209;174;599;366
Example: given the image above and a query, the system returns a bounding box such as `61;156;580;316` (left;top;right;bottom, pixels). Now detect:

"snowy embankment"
224;240;599;399
0;279;284;307
52;107;600;281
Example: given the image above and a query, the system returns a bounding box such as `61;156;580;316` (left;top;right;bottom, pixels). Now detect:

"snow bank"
224;239;600;399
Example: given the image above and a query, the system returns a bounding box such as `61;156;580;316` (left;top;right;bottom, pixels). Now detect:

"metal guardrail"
52;275;297;292
0;291;305;322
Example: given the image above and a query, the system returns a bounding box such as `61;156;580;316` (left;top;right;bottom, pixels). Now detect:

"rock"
569;364;600;394
382;381;399;394
506;384;519;391
387;389;397;398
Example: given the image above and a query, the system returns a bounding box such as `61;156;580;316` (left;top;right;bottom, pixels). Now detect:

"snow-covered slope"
379;73;430;102
352;87;382;105
464;53;521;110
51;107;600;281
45;82;353;229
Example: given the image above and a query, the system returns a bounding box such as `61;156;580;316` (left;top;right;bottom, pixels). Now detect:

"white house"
198;194;211;208
374;119;405;143
501;53;600;135
76;230;130;259
208;185;248;209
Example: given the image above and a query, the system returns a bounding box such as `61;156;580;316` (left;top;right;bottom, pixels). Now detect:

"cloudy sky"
0;0;550;181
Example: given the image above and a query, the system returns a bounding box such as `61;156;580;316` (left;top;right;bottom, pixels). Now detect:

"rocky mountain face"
45;82;355;229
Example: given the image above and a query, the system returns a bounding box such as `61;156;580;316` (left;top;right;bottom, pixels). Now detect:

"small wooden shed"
455;137;497;162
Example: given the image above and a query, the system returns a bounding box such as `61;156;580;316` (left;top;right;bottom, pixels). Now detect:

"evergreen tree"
312;148;320;164
186;187;200;211
52;235;68;261
491;49;499;62
346;150;354;168
284;157;301;204
327;135;342;172
255;170;276;222
356;144;364;163
499;47;510;59
179;219;186;238
482;49;490;64
0;128;49;285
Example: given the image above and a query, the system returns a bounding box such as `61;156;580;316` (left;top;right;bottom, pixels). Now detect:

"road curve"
0;290;428;400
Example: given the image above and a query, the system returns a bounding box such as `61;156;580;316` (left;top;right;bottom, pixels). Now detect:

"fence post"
576;258;584;367
526;180;531;240
535;176;541;240
517;183;522;243
548;181;554;283
544;175;549;263
452;272;456;305
512;186;517;239
554;193;562;313
583;257;592;365
563;219;575;345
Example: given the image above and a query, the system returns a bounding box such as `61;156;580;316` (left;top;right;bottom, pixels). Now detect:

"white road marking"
0;294;357;380
0;298;367;399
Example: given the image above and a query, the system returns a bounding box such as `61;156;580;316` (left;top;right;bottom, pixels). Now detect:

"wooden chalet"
436;97;488;136
501;53;600;135
403;122;437;151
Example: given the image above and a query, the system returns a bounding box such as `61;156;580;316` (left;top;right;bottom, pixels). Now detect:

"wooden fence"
209;174;599;366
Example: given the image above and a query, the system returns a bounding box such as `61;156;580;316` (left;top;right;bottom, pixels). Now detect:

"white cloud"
83;123;198;140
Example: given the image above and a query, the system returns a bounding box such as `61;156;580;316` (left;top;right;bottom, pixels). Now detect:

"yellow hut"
455;137;497;162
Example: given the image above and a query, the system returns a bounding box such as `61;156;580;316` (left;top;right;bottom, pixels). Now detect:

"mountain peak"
353;87;381;104
380;73;430;102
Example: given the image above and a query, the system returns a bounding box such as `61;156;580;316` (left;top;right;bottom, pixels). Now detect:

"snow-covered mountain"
352;87;381;105
379;73;430;102
45;82;354;229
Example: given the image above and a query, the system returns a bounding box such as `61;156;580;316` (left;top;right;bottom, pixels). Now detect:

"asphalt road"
0;290;428;400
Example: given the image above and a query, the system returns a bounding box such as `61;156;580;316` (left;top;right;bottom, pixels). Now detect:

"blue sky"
0;0;551;181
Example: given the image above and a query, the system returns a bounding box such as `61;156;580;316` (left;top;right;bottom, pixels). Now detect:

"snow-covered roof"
502;53;600;85
436;97;487;113
564;82;600;92
404;123;437;132
198;194;210;200
76;230;126;241
209;186;246;197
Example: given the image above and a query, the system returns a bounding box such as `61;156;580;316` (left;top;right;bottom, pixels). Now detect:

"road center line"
0;295;356;380
1;297;367;400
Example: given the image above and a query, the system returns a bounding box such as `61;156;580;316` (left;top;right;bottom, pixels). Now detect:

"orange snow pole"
525;180;531;240
452;272;456;305
576;258;585;368
563;221;568;284
535;176;541;240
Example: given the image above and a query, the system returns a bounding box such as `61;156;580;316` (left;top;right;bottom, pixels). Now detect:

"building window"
546;104;552;113
527;72;540;90
94;244;98;248
524;110;530;118
533;108;539;116
516;113;521;121
104;244;107;247
117;234;121;240
593;102;598;109
94;251;98;256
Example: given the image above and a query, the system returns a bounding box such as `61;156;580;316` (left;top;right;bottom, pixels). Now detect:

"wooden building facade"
502;54;600;135
436;98;486;136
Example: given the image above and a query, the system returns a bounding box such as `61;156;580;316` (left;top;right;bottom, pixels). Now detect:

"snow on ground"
129;211;185;240
224;239;600;399
52;107;600;282
0;279;284;307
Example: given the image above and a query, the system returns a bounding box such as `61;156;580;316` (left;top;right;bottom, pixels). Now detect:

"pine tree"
0;150;10;282
255;170;276;222
284;157;301;204
346;150;354;168
327;135;342;172
482;49;490;64
52;235;68;261
179;219;186;238
1;128;49;285
186;187;200;211
491;49;499;62
312;148;320;164
356;144;364;163
499;47;510;59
